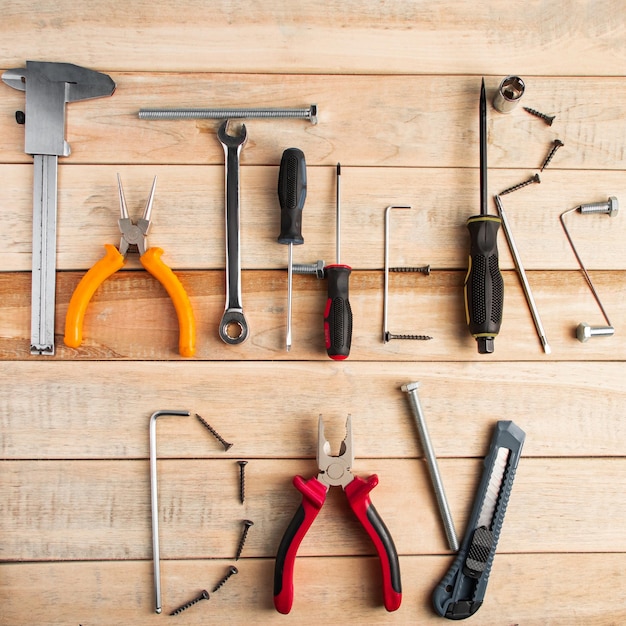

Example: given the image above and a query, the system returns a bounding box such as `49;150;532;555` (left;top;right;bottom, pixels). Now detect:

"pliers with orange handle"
63;175;196;356
273;415;402;614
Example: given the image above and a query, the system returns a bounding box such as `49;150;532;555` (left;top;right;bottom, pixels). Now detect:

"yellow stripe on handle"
64;244;125;348
141;247;196;357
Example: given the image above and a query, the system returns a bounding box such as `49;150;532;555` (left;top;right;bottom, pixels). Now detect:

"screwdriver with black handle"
324;163;352;360
278;147;307;352
464;79;504;354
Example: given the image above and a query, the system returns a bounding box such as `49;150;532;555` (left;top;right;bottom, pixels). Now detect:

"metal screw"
212;566;238;593
499;173;540;196
237;460;248;503
576;322;615;343
523;106;556;126
389;265;431;275
385;333;433;341
401;382;459;552
579;196;619;217
235;519;254;560
195;414;233;451
540;139;564;171
292;260;325;278
169;590;210;616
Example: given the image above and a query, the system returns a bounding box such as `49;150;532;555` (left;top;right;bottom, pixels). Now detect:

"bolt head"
608;196;619;217
401;381;420;393
576;322;592;342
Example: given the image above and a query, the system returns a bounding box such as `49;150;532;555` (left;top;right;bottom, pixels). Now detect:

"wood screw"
212;566;238;592
169;589;210;616
523;106;555;126
235;519;254;560
195;414;233;451
540;139;564;171
237;460;248;503
389;265;431;275
499;173;540;196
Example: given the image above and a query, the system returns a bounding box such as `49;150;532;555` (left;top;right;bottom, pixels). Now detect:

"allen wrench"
383;205;432;342
149;410;191;614
559;197;618;341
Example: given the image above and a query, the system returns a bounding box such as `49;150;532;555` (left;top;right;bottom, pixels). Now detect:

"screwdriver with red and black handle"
277;147;307;352
464;79;504;354
324;163;353;360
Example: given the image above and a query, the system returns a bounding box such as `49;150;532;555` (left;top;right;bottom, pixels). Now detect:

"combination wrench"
217;120;249;344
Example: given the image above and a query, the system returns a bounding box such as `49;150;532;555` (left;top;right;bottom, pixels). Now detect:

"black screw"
389;265;431;275
523;106;556;126
195;414;233;451
540;139;564;171
385;333;433;341
237;460;248;503
169;589;210;616
235;519;254;560
212;565;238;593
499;173;541;196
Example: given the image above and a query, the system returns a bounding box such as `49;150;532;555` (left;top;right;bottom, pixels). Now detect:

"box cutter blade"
432;420;525;620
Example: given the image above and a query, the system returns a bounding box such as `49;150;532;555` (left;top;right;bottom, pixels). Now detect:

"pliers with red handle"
63;175;196;356
273;415;402;614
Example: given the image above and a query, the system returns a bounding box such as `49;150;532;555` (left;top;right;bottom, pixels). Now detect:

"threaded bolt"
237;460;248;503
292;260;325;278
576;322;615;342
212;566;238;593
235;519;254;560
169;589;210;616
579;196;619;217
523;106;556;126
195;414;233;451
499;173;541;196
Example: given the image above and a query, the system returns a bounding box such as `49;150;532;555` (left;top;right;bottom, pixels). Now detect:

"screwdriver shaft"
286;243;293;351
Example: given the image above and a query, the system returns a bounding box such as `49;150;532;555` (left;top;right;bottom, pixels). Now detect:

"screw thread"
499;173;541;196
212;566;238;593
523;107;555;126
139;106;316;124
292;261;325;278
196;414;233;451
170;590;210;616
389;265;431;274
540;140;564;171
385;332;433;341
579;202;611;214
235;520;254;560
237;461;248;503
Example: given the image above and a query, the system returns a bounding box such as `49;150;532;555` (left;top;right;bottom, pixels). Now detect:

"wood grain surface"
1;2;625;625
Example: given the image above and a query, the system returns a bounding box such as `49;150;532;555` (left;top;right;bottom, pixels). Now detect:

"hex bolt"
579;196;619;217
523;106;556;126
195;414;233;451
292;260;325;278
235;519;254;560
401;382;459;552
576;322;615;343
499;173;541;196
540;139;564;171
212;565;239;593
237;460;248;503
169;589;210;616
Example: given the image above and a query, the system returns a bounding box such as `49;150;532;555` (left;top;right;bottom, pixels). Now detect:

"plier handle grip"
63;176;196;356
273;416;402;614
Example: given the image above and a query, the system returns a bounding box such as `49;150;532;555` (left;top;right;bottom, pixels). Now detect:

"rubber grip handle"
273;476;327;614
464;216;503;354
277;147;307;245
324;264;352;360
64;244;125;348
140;247;196;357
345;475;402;612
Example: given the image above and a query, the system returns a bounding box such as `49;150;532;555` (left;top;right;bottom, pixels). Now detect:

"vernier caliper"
2;61;115;355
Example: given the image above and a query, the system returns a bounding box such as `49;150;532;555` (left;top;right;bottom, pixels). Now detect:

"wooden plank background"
1;2;625;624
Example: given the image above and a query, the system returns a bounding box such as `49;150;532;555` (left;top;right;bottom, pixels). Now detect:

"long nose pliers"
273;415;402;614
63;175;196;356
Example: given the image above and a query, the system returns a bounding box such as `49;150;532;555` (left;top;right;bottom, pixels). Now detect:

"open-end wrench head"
217;119;248;148
219;309;249;345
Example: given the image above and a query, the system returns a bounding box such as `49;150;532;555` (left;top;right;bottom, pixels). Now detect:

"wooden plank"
1;458;625;562
3;74;626;170
0;554;623;625
0;269;624;361
1;1;625;75
1;165;625;272
0;361;624;460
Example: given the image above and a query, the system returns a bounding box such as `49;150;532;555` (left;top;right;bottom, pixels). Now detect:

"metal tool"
2;61;115;355
63;175;196;356
560;197;618;340
492;75;525;113
401;382;458;551
324;164;353;359
494;195;551;354
277;148;307;351
139;104;318;124
383;205;433;342
465;79;504;354
540;139;564;171
149;410;191;614
274;415;401;614
217;120;249;344
433;420;526;620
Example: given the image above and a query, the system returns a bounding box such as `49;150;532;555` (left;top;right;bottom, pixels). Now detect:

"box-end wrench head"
218;120;249;345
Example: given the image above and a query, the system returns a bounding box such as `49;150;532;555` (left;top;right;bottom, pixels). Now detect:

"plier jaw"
316;415;354;489
117;173;154;257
